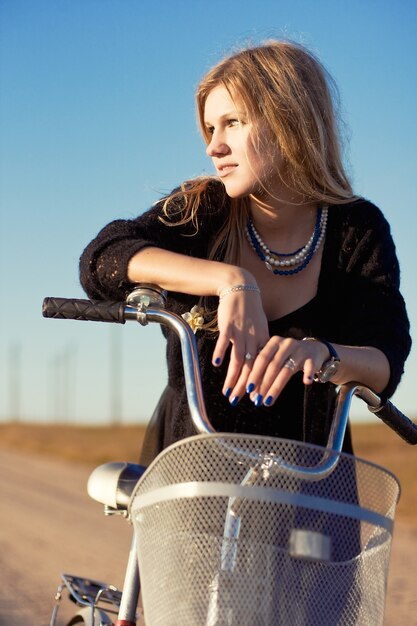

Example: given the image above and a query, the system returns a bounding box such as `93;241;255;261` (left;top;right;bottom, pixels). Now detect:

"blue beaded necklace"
246;207;328;276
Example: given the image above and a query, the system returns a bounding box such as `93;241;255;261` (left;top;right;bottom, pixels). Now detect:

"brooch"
181;305;205;334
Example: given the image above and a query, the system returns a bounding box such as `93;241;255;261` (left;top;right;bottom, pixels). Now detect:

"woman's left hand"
243;336;330;406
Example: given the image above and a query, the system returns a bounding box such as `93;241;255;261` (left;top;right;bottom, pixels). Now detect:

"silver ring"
245;352;254;361
283;357;297;371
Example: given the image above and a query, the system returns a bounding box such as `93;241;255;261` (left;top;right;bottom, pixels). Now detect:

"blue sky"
0;0;416;424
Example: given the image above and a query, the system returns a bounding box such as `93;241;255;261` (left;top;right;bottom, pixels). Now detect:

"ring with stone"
283;357;297;371
245;352;255;361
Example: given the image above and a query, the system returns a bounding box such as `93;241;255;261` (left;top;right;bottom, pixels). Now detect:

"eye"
227;118;241;127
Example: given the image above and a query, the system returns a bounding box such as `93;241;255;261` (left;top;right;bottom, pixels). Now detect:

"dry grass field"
1;421;416;625
0;422;147;467
1;420;416;522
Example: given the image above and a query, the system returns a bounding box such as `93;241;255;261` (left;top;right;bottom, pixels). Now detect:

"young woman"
80;40;411;461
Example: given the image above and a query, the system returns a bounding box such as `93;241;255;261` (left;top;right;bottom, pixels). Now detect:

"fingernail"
214;357;222;365
230;396;240;406
264;395;273;406
246;382;255;393
225;387;232;398
254;394;263;407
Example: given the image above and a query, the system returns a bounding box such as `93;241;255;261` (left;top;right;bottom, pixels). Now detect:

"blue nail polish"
264;395;273;406
254;394;263;407
225;387;232;398
246;382;255;393
215;357;221;365
230;396;240;406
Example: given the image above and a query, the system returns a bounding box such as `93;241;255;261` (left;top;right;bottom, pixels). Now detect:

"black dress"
79;180;411;462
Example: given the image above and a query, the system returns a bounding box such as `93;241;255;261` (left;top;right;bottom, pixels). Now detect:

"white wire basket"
131;433;400;626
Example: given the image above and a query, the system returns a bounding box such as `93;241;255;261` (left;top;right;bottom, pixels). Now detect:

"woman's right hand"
127;247;271;400
212;286;270;405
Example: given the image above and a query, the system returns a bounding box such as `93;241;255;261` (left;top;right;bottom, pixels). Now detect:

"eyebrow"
203;110;245;126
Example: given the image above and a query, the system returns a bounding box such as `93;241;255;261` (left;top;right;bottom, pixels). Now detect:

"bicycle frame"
44;285;416;626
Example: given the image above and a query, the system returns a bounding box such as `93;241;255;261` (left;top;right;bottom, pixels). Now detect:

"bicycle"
43;284;417;626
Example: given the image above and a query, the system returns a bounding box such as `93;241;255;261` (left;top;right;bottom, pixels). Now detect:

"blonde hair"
198;40;353;199
160;40;355;325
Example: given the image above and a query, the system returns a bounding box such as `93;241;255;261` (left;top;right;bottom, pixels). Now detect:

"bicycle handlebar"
367;396;417;445
42;297;127;324
43;292;216;436
42;290;417;448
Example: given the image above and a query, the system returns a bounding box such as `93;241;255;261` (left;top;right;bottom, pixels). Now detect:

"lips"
217;164;238;177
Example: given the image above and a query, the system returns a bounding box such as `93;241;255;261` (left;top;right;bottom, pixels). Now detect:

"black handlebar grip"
373;400;417;445
42;297;126;324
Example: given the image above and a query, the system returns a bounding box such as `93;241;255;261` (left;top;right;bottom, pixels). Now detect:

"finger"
302;357;316;385
245;338;281;392
222;349;245;403
212;332;231;366
261;366;297;406
255;353;296;398
261;354;319;405
227;358;257;404
246;341;287;407
223;344;258;403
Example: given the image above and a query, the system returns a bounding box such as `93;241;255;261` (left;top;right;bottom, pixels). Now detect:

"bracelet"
219;284;261;300
302;337;340;383
302;336;338;359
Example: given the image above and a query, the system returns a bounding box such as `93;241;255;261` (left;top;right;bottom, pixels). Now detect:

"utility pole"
50;344;76;423
109;326;122;424
9;342;21;422
52;352;62;421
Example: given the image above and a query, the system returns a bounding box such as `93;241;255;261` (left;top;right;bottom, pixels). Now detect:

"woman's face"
203;85;283;200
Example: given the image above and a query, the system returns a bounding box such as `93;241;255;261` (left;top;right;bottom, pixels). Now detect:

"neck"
249;195;318;239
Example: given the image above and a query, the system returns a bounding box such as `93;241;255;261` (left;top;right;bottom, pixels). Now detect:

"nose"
206;132;230;158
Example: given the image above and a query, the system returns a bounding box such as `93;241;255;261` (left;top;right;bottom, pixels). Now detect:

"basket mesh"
131;434;399;626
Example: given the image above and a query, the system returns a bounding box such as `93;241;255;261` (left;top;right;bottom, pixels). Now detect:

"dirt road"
0;449;132;625
1;449;416;625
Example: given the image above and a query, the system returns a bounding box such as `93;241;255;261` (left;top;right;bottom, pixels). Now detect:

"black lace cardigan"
79;182;411;456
